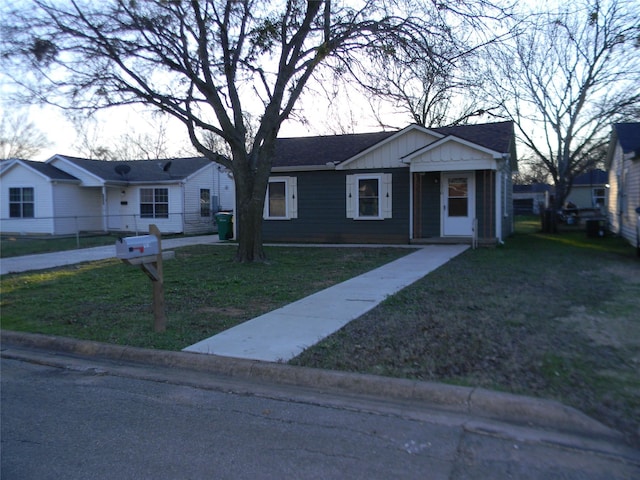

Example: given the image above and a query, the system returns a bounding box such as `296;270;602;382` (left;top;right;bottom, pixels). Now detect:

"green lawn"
0;245;410;351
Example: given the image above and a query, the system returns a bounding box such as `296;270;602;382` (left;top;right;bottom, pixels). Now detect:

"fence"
0;210;222;242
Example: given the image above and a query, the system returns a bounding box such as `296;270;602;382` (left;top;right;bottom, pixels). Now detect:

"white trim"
404;135;503;162
264;176;297;220
345;173;392;220
336;125;444;170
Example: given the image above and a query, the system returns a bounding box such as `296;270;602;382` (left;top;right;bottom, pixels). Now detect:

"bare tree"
1;0;496;261
342;1;512;128
487;0;640;216
0;110;49;160
75;114;178;160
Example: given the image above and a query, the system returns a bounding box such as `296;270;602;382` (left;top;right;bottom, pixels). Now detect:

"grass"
1;217;639;445
291;217;640;445
0;245;410;351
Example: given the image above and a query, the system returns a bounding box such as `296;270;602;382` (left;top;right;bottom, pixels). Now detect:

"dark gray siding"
262;168;411;243
476;170;496;240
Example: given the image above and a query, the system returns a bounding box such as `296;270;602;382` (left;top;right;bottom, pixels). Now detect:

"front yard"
1;218;639;445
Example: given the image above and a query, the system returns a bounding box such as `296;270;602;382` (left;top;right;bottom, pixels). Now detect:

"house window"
358;177;380;217
140;188;169;218
592;187;605;208
200;189;211;217
9;187;34;218
264;177;298;220
346;174;392;219
447;177;468;216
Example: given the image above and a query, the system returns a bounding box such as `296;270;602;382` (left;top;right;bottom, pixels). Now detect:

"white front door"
443;172;475;236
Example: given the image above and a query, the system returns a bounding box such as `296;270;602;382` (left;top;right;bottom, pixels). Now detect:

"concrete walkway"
183;245;469;361
0;235;222;275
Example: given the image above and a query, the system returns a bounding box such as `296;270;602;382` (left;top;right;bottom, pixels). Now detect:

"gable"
406;136;503;173
336;126;441;170
0;159;79;183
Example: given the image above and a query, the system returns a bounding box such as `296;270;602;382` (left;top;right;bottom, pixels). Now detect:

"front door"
442;172;475;236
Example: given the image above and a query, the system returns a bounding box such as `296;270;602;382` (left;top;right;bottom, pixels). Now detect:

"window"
200;189;211;217
264;177;297;220
346;174;392;219
358;178;379;217
140;188;169;218
9;187;34;218
447;177;468;217
592;187;605;208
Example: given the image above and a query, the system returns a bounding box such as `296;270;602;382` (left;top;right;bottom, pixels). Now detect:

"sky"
1;64;410;161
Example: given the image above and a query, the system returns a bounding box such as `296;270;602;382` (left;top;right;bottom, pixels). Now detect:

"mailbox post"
116;224;167;332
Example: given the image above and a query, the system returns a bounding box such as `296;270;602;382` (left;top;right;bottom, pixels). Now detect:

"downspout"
495;168;503;244
102;185;108;232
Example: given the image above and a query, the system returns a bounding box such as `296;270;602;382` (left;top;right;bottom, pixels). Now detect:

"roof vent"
162;160;172;172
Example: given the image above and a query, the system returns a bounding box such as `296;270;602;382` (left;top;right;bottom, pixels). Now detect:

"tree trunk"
234;192;267;263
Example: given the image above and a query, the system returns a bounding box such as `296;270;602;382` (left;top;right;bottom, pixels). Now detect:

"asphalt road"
2;353;638;480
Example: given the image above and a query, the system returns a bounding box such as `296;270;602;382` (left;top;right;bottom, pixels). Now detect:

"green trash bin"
215;212;233;240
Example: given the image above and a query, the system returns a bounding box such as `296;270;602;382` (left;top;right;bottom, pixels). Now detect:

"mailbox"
116;235;159;260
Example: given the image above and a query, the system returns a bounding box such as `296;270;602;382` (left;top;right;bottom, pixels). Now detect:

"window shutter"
346;175;355;218
381;173;393;218
288;177;298;219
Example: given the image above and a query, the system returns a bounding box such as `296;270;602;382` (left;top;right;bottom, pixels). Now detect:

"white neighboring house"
0;155;235;236
606;122;640;248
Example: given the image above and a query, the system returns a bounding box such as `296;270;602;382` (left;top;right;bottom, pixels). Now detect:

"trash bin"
586;219;604;238
215;212;233;240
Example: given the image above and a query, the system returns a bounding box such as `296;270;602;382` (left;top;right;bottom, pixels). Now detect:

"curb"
0;330;620;440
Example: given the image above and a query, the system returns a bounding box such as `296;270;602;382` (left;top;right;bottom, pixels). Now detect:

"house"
606;122;640;247
0;155;234;236
565;169;608;213
512;183;553;215
261;121;517;245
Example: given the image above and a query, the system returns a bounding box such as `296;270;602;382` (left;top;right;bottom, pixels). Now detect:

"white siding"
0;164;56;234
51;184;103;234
411;142;497;172
607;144;640;246
184;164;216;234
47;156;105;186
338;130;440;170
216;167;235;211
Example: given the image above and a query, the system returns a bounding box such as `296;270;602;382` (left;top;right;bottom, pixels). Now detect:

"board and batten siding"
262;168;411;244
0;164;56;234
339;129;440;170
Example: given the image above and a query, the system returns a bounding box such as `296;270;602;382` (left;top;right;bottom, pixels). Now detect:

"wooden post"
148;224;166;332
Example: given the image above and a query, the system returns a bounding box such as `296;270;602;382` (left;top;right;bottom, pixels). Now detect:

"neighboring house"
606;122;640;247
512;183;553;215
262;121;517;245
0;156;234;236
565;169;608;212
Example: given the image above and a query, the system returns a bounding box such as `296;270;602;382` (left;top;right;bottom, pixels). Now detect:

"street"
1;354;638;479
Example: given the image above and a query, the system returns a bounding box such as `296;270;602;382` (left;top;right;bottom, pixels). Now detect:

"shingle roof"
572;169;607;185
3;159;80;181
614;123;640;156
271;121;514;168
55;155;212;183
431;121;514;154
272;131;395;168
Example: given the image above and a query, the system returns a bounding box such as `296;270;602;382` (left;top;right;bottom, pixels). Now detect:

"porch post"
496;170;503;243
409;171;414;240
